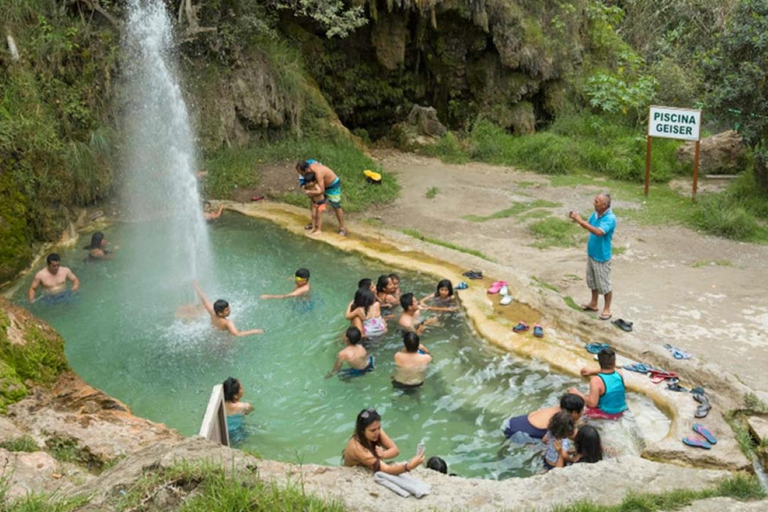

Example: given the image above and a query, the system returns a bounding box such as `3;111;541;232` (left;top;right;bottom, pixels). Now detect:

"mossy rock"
0;169;33;283
0;298;70;412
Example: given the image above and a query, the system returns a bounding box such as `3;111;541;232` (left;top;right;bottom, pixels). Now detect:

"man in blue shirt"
569;193;616;320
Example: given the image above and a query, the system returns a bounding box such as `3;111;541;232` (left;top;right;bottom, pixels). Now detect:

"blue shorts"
38;290;75;306
325;178;342;209
339;356;374;378
503;414;547;440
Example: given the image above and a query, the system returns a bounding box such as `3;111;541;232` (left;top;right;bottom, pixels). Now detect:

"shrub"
695;194;759;240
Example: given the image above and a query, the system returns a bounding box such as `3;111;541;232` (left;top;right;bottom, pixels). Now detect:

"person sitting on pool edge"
326;327;374;379
568;347;627;420
398;293;439;334
392;332;431;390
260;268;311;300
503;393;585;442
343;408;425;474
193;281;263;337
223;377;254;444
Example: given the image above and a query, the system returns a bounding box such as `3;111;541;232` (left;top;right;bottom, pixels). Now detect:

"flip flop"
499;285;509;296
683;436;711;450
512;322;529;333
338;228;348;236
487;281;508;294
648;370;678;379
455;282;468;290
690;387;706;396
581;304;599;312
304;223;313;230
585;343;610;354
692;424;717;445
533;324;544;338
462;270;483;279
623;363;652;374
695;401;712;419
667;381;689;392
499;294;513;306
664;344;692;360
251;195;264;201
599;313;613;321
613;319;633;332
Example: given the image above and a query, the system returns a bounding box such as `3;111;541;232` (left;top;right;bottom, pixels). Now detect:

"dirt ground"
256;151;768;400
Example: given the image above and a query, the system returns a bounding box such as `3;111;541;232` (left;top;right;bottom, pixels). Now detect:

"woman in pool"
421;279;459;312
84;231;117;261
343;408;425;474
573;425;603;463
375;275;399;309
223;377;254;444
347;288;387;338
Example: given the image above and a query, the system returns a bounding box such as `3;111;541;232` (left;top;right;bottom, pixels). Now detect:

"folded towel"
374;471;432;498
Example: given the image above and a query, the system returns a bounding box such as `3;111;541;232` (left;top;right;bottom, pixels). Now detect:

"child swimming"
260;268;311;299
326;327;374;378
541;410;576;471
421;279;459;312
193;281;263;337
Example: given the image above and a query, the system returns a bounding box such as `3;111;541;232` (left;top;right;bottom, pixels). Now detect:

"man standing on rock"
296;160;347;236
28;253;80;304
570;193;616;320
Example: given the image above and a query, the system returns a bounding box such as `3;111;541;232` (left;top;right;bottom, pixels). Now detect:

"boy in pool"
325;327;374;378
260;268;311;299
392;332;432;389
398;293;439;334
203;201;224;221
301;171;326;234
193;281;263;337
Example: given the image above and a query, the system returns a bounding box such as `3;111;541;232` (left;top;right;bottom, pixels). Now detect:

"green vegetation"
117;461;345;512
426;187;439;199
725;412;756;461
543;474;765;512
464;200;560;222
529;218;582;249
531;277;561;293
563;296;583;312
45;436;100;471
691;259;732;268
612;246;627;256
0;436;39;453
401;230;493;262
0;491;90;512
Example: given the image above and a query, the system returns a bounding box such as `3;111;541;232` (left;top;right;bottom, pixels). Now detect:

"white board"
648;106;701;141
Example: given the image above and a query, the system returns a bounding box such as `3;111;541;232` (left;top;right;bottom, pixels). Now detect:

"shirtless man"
393;332;432;389
326;327;374;378
193;281;263;337
296;160;347;236
28;254;79;303
398;293;439;334
203;201;224;221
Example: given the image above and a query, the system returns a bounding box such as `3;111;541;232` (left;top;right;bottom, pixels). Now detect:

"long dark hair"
435;279;453;297
84;231;105;250
575;425;603;463
222;377;241;403
353;408;381;455
352;288;375;315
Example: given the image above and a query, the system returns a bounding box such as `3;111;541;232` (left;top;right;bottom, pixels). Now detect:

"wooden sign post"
646;106;702;201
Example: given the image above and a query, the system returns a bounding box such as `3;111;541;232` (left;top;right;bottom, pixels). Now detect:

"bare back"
309;162;338;188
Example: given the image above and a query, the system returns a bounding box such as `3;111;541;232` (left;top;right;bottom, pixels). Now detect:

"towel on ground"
373;471;432;498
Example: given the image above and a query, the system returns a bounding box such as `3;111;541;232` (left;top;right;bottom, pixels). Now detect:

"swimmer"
421;279;459;312
375;275;398;309
193;281;263;337
223;377;254;444
203;201;224;221
28;254;80;303
83;231;118;261
342;408;424;474
347;288;387;338
392;332;431;389
388;273;401;301
260;268;311;299
398;293;439;334
325;327;373;378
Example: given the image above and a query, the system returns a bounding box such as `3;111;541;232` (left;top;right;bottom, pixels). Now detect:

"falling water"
121;0;211;294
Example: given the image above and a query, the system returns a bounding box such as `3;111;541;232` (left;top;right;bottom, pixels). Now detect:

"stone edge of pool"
223;200;751;472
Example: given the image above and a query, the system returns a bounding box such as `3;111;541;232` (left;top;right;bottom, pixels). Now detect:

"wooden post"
692;140;701;202
644;136;652;197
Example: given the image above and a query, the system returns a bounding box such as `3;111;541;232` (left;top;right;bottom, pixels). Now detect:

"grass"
117;461;345;512
426;187;439;199
0;492;90;512
0;436;39;453
612;246;627;256
532;277;561;293
529;218;583;249
745;392;768;412
204;131;399;213
542;474;765;512
725;411;756;461
519;209;553;221
564;296;584;312
401;229;494;261
464;199;561;222
691;259;733;268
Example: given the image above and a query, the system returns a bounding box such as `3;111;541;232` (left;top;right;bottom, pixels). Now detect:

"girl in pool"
223;377;254;444
347;288;387;338
84;231;117;261
388;273;402;301
375;275;399;309
343;408;425;474
573;425;603;463
541;410;576;471
421;279;459;312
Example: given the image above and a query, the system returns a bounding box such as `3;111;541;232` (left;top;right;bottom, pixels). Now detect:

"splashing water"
121;0;211;292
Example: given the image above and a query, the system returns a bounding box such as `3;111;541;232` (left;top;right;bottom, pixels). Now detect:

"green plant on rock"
0;436;39;453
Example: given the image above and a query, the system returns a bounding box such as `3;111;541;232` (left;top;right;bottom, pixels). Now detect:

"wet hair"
435;279;453;297
357;278;372;290
597;348;617;370
353;408;381;458
352;288;375;315
296;160;311;172
346;327;362;345
376;275;391;293
400;293;415;310
575;425;603;463
427;456;448;474
222;377;241;402
203;200;212;208
303;171;317;184
560;393;586;414
547;410;575;440
47;253;61;265
295;268;310;280
213;299;229;316
388;273;400;284
403;332;420;353
84;232;105;250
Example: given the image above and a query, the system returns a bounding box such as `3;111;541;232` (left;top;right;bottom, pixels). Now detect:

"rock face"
392;105;448;149
371;11;408;70
677;130;747;175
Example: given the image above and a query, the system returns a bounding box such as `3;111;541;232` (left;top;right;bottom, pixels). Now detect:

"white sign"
648;106;701;141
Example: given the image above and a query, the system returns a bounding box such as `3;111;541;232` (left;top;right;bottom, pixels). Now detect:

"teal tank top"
597;371;627;414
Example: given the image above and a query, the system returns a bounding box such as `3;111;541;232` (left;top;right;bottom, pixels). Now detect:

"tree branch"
67;0;121;30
